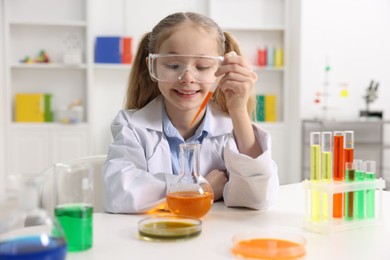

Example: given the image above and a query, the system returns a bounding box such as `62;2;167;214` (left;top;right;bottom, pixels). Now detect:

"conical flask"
166;143;214;218
0;174;67;259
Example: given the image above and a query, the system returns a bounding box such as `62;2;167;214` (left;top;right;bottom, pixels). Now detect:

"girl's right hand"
215;51;257;117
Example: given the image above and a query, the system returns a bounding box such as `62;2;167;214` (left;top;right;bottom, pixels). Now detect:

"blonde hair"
125;12;256;119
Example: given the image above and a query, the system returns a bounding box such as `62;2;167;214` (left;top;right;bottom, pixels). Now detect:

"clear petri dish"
138;215;202;241
231;229;306;259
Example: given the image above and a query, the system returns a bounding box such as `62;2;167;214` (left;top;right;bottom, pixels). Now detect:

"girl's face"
156;24;221;116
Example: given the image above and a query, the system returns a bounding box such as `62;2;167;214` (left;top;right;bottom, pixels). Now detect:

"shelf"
4;0;92;176
11;63;87;69
254;66;284;72
256;122;286;128
8;20;87;27
10;122;89;129
94;64;131;70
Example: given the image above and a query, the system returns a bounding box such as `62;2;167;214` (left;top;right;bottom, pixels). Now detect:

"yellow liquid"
310;145;321;221
139;221;201;240
310;145;321;180
311;186;321;222
321;152;332;220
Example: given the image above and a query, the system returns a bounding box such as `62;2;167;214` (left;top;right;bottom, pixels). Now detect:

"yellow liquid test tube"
321;132;332;220
310;132;321;221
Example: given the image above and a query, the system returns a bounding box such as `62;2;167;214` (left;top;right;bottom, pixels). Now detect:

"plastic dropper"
190;52;233;127
190;84;218;127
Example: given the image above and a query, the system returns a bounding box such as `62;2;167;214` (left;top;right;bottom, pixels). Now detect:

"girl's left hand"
214;51;258;115
205;169;228;201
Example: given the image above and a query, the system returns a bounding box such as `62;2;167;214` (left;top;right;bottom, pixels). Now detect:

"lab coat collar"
130;95;233;137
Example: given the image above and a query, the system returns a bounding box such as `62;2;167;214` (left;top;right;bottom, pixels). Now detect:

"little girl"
103;12;279;213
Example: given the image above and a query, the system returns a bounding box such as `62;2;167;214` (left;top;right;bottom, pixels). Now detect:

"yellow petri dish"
138;215;202;241
231;229;306;259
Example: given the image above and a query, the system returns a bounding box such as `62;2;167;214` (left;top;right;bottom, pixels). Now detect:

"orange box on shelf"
122;37;133;64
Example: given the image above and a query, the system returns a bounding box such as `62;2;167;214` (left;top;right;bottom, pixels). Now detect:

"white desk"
68;183;390;260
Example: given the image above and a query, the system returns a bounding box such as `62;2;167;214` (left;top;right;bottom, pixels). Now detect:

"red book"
257;48;267;67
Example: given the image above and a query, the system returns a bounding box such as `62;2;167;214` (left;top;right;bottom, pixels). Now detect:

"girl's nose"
178;69;197;84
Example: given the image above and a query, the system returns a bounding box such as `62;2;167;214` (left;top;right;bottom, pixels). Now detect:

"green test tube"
321;132;332;220
355;159;365;220
310;132;321;221
364;161;376;219
345;162;355;221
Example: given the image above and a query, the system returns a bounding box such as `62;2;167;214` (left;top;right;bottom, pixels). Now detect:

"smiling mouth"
174;89;200;95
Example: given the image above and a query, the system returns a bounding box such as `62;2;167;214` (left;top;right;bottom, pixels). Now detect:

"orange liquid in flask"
166;191;213;218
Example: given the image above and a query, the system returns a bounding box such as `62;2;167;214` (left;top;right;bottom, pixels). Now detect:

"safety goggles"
148;54;224;84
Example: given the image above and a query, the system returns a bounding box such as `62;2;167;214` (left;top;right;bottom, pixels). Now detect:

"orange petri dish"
231;230;306;259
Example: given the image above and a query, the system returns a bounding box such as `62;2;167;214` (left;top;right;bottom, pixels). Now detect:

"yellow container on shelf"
15;93;45;122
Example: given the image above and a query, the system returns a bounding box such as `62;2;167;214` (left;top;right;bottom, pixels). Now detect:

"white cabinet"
7;128;50;175
3;0;92;175
7;125;89;175
52;127;90;164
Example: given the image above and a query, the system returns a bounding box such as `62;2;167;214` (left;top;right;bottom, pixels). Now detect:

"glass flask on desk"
166;143;214;218
0;174;67;260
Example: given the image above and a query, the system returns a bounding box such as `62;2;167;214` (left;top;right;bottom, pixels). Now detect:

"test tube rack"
302;178;385;233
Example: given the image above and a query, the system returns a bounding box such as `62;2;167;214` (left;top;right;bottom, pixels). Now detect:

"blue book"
95;36;121;63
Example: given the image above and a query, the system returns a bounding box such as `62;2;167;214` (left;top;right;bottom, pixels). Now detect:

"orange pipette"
190;91;213;127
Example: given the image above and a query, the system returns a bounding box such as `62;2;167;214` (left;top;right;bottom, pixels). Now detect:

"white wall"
0;0;5;198
94;0;208;47
300;0;390;121
286;0;302;183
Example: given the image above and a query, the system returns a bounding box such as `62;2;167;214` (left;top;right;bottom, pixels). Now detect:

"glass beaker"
166;143;214;218
0;174;67;259
53;162;93;252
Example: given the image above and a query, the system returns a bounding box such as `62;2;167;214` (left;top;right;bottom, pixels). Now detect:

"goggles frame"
148;54;224;83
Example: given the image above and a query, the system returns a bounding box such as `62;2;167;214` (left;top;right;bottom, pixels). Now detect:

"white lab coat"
103;96;279;213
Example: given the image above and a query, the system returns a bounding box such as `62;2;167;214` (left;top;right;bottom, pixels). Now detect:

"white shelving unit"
209;0;292;183
11;64;88;69
209;0;288;123
3;0;92;175
94;64;131;70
